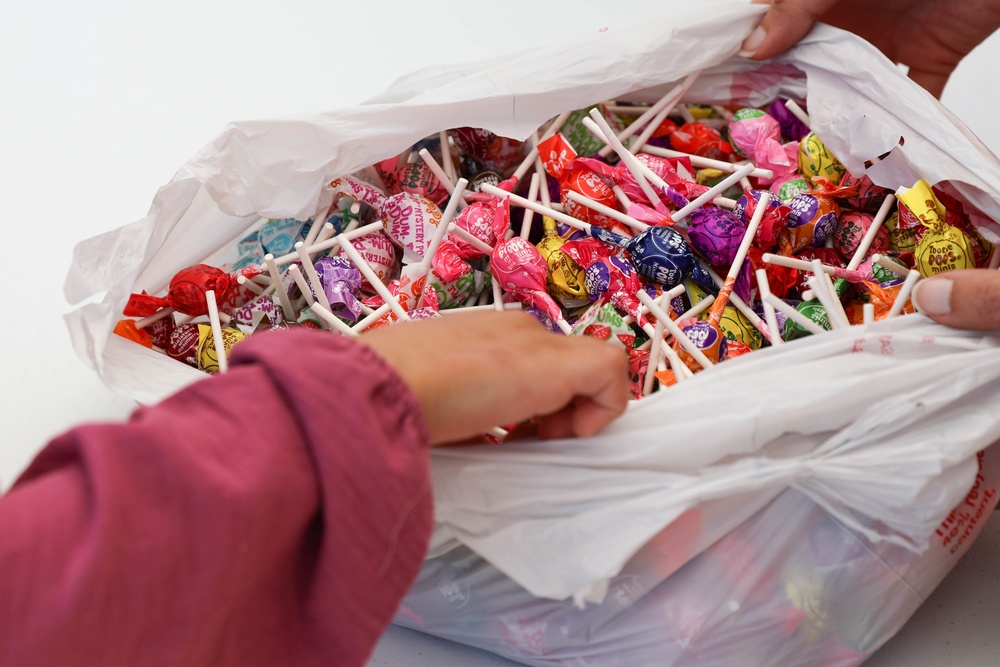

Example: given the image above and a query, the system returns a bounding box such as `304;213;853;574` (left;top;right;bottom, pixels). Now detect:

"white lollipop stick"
534;155;552;208
675;105;696;124
784;99;811;127
418;148;468;201
135;307;174;330
491;274;505;312
415;178;469;308
713;197;738;210
304;199;336;247
711;105;734;121
612;185;633;209
287;264;314;306
762;253;838;275
308;222;337;258
764;294;827;336
703;264;771;341
632;318;693;381
264;253;295;320
806;276;844;330
639;145;774;180
519;172;541;239
447;223;495;255
480;183;594;236
642;291;673;396
438;130;457;182
624;284;687;325
755;269;783;347
272;221;386;266
802;289;817;302
512;112;572;182
709;191;770;323
671;163;757;223
295;242;335;318
627;71;702;154
563;191;649;233
310;301;359;336
872;253;910;277
205;290;228;374
811;259;851;327
583;113;663;208
337;236;412;322
887;270;921;318
863;302;876;325
847;194;897;271
677;294;715;322
237;274;264;296
352;303;392;332
327;217;360;256
636;290;714;370
598;72;700;158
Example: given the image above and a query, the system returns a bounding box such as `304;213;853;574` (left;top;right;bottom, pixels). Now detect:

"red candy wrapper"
124;264;234;318
538;133;620;229
670;122;734;161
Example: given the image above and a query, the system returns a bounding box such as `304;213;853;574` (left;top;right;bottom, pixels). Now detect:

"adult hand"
360;311;629;446
912;269;1000;330
740;0;1000;98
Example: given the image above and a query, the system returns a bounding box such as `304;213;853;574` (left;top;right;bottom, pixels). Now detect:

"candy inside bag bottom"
395;445;1000;667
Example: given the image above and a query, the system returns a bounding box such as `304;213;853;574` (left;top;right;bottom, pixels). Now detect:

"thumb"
740;0;840;60
912;269;1000;330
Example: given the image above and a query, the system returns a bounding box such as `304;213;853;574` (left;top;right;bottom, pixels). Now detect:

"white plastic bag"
64;1;1000;663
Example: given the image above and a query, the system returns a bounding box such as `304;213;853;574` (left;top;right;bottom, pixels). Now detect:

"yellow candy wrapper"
198;325;248;373
899;179;975;276
537;216;590;309
797;132;846;183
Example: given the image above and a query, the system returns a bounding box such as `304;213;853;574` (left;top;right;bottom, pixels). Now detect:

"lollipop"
797;131;847;183
313;255;364;322
623;226;696;288
582;253;645;321
687;207;748;267
733;189;788;250
125;264;234;318
728;108;795;177
898;180;975;277
536;217;590;309
670;122;734;161
537;133;620;229
781;192;840;253
432;196;510;282
450;126;524;175
490;236;572;334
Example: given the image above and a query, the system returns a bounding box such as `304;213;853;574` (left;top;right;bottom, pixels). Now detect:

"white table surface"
3;2;1000;665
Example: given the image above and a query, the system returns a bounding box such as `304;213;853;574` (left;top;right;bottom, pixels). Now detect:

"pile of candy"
116;72;995;407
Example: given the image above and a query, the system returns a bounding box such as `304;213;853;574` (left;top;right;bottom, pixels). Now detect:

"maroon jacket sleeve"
0;328;432;667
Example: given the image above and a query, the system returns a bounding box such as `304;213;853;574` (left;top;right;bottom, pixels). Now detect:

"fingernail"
738;26;767;58
912;277;953;315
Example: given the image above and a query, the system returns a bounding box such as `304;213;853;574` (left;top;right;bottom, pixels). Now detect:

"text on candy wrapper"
936;451;997;555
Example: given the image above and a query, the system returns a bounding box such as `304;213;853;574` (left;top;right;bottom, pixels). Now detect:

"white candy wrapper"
65;1;1000;662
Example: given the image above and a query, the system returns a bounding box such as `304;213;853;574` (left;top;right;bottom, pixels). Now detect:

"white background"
3;1;1000;665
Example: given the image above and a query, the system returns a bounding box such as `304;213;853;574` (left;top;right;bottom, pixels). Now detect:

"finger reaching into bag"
912;269;1000;330
360;311;629;445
